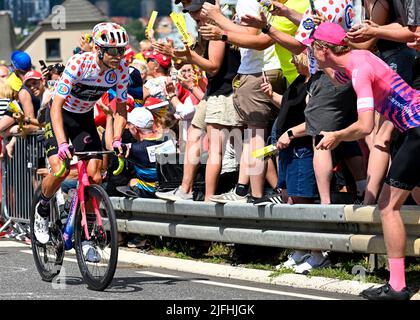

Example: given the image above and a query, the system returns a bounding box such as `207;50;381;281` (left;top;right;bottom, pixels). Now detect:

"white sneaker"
34;205;50;244
82;241;101;263
155;186;193;201
276;250;311;270
293;252;331;274
209;189;248;204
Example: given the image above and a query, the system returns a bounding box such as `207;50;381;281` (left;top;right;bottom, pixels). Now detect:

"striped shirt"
343;50;420;132
0;98;10;118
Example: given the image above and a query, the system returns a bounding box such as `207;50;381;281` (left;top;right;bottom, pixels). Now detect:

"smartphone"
39;60;47;69
315;134;324;145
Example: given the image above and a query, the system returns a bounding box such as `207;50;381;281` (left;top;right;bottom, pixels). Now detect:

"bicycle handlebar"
54;151;124;178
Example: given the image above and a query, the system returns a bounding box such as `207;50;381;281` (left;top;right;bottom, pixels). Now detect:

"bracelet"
188;87;194;93
261;23;272;34
168;93;177;100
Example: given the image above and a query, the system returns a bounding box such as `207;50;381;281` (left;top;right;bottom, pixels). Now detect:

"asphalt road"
0;238;360;306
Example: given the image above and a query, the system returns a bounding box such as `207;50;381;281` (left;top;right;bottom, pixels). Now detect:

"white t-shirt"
235;0;280;74
144;76;168;101
295;0;355;74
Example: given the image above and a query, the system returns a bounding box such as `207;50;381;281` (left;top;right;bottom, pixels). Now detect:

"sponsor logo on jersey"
302;18;315;31
64;69;77;80
105;70;118;85
121;89;128;100
81;77;96;82
57;83;70;95
345;4;354;29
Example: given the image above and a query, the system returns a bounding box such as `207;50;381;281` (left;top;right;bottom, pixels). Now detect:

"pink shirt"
337;50;420;132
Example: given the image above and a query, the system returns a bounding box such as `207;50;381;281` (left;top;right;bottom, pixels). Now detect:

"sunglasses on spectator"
102;47;126;57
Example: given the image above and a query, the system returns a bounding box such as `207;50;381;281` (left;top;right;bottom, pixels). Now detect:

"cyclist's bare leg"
41;155;70;198
86;158;103;185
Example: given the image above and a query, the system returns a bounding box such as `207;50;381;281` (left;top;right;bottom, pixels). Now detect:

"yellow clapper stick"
8;100;24;131
170;12;194;48
252;144;279;160
146;10;158;40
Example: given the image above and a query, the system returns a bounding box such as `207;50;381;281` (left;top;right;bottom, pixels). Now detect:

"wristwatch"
221;31;228;42
287;129;294;139
261;23;272;34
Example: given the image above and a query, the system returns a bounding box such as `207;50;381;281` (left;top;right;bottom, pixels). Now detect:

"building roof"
41;0;108;25
0;11;17;62
18;0;109;51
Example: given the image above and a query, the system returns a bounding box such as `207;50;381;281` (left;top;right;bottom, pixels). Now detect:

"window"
46;39;61;60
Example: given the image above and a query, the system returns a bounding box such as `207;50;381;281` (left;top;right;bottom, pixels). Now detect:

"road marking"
137;271;338;300
0;240;30;248
21;250;112;267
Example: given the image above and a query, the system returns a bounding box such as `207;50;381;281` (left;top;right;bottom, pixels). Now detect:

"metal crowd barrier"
1;132;45;230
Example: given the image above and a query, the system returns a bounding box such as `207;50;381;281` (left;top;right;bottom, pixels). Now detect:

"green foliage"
124;19;146;42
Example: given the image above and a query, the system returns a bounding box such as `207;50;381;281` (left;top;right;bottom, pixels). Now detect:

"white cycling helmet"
92;22;129;48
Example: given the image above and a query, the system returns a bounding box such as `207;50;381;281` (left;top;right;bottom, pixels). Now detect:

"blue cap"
10;50;32;71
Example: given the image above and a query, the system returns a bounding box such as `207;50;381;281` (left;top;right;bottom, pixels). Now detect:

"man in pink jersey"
34;22;130;249
304;22;420;300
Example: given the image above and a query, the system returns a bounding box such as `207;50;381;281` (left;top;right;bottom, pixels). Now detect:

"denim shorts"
277;145;318;198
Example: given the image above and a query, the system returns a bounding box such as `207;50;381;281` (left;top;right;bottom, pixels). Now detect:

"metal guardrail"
1;132;44;225
110;198;420;257
1;134;419;257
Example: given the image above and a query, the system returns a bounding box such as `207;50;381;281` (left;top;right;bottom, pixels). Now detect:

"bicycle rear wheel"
30;185;64;282
74;184;118;291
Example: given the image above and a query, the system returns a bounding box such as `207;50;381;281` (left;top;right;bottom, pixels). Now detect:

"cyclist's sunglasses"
102;47;126;57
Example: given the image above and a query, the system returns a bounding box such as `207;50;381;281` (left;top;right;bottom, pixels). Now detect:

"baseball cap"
128;107;155;130
23;70;43;84
10;50;32;71
182;0;206;13
144;50;171;69
143;97;169;111
302;22;347;46
125;45;136;60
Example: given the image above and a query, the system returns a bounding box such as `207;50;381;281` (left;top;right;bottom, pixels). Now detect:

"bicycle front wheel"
74;184;118;291
30;185;64;282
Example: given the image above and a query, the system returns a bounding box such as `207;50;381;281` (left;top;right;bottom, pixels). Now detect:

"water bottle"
63;189;78;250
60;188;76;226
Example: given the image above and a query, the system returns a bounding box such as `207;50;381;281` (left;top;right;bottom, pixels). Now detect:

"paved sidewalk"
118;248;420;300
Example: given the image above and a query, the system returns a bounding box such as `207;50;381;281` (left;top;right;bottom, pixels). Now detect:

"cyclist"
34;22;130;246
306;22;420;300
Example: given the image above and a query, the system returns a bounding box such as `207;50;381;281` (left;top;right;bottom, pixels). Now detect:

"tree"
124;19;146;42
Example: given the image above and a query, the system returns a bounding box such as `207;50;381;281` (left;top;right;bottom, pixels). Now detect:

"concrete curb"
118;248;420;300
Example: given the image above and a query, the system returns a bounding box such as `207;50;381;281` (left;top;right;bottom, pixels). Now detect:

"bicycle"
30;150;124;291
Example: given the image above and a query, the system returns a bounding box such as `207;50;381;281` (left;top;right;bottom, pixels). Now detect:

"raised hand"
202;0;222;22
270;1;288;16
198;23;224;41
241;12;268;29
347;21;378;42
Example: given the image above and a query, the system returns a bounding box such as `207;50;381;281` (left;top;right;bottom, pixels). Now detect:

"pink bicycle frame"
76;160;103;241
